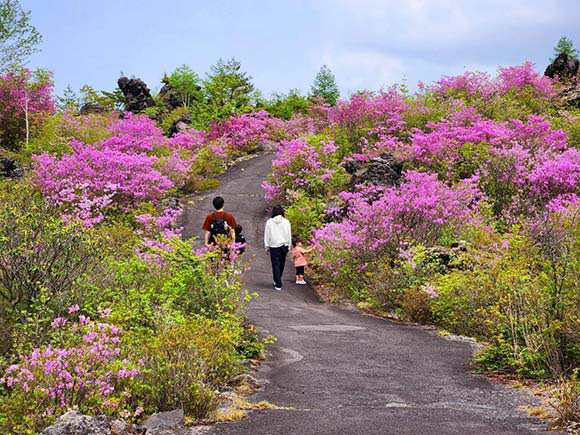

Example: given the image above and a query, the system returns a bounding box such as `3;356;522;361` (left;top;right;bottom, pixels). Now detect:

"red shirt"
202;211;237;232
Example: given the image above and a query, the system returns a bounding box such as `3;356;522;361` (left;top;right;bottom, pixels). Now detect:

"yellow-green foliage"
160;107;191;136
285;192;326;241
130;316;243;418
432;216;580;377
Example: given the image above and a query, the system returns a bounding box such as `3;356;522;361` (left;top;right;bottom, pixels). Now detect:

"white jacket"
264;215;291;248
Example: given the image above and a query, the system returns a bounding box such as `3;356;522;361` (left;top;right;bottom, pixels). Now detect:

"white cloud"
321;48;405;94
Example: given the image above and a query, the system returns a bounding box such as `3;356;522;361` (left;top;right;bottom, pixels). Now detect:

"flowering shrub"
526;148;580;212
432;62;557;101
312;172;482;290
329;88;408;151
207;110;270;158
98;113;167;154
262;137;348;204
33;144;173;225
0;311;142;431
0;68;55;150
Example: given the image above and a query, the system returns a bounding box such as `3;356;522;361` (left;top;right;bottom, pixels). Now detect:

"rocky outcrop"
80;102;110;115
344;153;403;189
138;409;183;434
158;83;181;112
561;84;580;108
40;410;136;435
545;53;579;80
169;111;193;136
117;77;155;113
0;157;23;178
158;82;202;112
544;53;580;108
421;242;468;274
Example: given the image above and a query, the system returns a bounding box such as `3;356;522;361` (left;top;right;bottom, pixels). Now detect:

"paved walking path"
181;153;556;435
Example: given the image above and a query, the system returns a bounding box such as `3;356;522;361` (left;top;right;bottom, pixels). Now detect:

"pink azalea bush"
33;143;173;225
432;62;557;101
206;110;271;158
0;310;142;425
0;68;55;149
330;88;408;142
262;137;347;204
312;171;483;286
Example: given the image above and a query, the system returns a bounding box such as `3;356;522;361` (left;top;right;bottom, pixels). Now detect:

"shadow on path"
181;153;557;435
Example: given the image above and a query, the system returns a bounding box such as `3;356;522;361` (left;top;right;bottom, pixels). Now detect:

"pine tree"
57;85;80;112
203;58;255;119
310;65;340;105
552;36;579;60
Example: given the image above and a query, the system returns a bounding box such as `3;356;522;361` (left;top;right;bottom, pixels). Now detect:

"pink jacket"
293;246;307;267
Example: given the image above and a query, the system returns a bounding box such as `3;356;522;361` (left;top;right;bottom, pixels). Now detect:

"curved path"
181;153;556;435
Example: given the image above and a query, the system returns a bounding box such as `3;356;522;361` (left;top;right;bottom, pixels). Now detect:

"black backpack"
210;213;229;241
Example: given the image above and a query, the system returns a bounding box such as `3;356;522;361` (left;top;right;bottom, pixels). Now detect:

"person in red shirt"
202;196;237;250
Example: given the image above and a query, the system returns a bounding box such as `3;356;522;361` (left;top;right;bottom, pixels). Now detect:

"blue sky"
21;0;580;99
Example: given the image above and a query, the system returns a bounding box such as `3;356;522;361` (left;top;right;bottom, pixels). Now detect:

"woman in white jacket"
264;205;292;291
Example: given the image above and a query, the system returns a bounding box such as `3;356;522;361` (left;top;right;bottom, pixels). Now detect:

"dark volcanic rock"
169;111;193;136
158;82;202;112
80;102;109;115
345;153;403;189
158;82;182;111
422;242;469;273
40;410;136;435
561;84;580;108
545;53;579;80
0;157;23;178
117;77;155;113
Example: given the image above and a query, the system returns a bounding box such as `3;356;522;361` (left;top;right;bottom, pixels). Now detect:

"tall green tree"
310;64;340;105
167;64;202;108
78;85;121;112
57;85;80;112
0;0;42;69
266;88;309;120
203;58;255;119
552;36;579;60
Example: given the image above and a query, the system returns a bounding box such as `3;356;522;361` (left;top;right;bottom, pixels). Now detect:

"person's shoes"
274;286;282;291
297;280;307;285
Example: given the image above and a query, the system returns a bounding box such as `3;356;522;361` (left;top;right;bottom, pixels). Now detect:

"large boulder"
80;102;110;115
344;153;403;189
560;84;580;108
40;410;135;435
169;111;193;136
0;157;23;178
545;53;579;80
158;82;182;112
138;409;183;434
117;77;155;113
158;82;202;112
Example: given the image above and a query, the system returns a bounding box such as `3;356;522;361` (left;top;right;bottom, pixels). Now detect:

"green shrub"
162;239;252;319
0;180;109;357
432;214;580;377
160;107;191;136
285;193;326;241
130;315;243;418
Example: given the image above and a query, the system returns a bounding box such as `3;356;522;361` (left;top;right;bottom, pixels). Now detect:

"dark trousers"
269;245;289;288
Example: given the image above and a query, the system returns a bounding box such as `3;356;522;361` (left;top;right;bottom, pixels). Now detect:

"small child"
292;237;313;285
234;225;246;255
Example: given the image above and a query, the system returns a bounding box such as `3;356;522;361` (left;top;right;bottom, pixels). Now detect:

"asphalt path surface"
181;152;558;435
